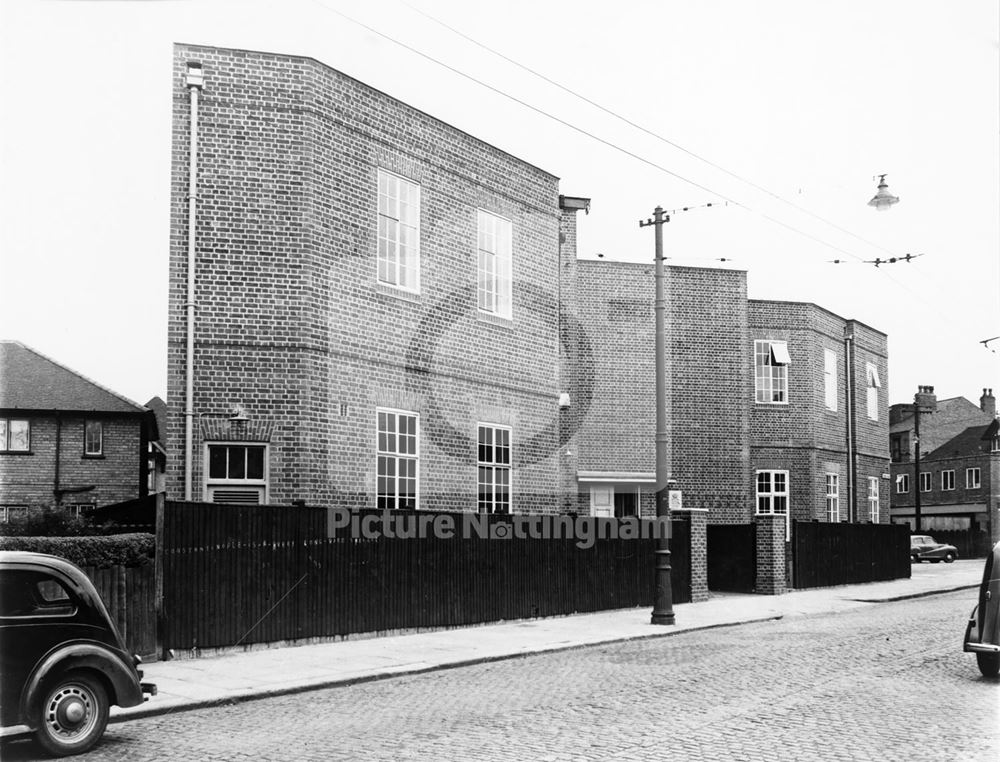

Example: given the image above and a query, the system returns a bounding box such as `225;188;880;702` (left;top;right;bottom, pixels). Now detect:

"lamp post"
912;386;937;533
640;206;675;626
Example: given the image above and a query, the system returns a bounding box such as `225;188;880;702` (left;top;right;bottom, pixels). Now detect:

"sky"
1;0;997;409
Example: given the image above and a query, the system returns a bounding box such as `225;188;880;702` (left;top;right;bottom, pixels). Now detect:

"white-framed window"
966;467;981;489
867;477;880;522
477;424;511;514
476;209;512;319
0;418;30;452
896;473;910;494
754;340;790;404
823;349;838;411
866;363;880;421
1;505;28;523
204;443;268;504
919;472;931;492
84;420;103;456
825;473;840;522
68;503;95;518
377;409;418;510
377;169;420;292
992;435;1000;454
941;469;955;491
755;469;789;539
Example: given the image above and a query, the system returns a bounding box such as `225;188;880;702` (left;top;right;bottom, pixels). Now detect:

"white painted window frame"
754;340;789;404
823;349;837;412
966;467;981;489
867;477;880;522
895;473;909;494
825;473;840;522
84;420;103;456
941;469;955;491
866;363;880;421
476;209;513;319
376;408;420;510
919;472;932;492
477;423;512;514
203;442;270;504
755;469;790;540
377;169;421;293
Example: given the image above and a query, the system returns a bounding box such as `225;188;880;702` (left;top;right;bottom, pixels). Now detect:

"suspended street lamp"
868;174;899;211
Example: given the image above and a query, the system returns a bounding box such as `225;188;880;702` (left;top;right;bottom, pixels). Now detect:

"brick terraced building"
168;44;583;511
0;341;156;519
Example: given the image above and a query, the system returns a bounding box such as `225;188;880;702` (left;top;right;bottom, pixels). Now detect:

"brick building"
569;267;891;537
889;387;999;548
167;44;580;511
0;341;156;519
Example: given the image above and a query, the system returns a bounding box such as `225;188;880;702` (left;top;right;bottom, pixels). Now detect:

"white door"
590;485;614;517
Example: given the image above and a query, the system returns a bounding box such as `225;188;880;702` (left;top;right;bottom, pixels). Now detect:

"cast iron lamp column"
640;206;675;626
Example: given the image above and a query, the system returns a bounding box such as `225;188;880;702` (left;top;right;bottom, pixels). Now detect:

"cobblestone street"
5;589;997;761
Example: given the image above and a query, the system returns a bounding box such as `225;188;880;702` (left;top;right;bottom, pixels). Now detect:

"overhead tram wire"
398;0;903;262
309;0;877;267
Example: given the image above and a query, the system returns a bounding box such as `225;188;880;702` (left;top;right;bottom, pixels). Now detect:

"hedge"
0;533;155;568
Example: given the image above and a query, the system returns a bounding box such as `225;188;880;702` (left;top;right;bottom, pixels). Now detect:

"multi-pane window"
205;444;267;504
866;363;881;421
755;470;789;538
867;477;880;522
754;340;790;403
377;170;420;291
825;473;840;522
84;421;103;456
377;410;418;510
896;474;910;494
477;210;512;319
993;435;1000;454
941;470;955;491
0;419;30;452
823;349;837;411
967;468;981;489
919;472;931;492
477;424;511;514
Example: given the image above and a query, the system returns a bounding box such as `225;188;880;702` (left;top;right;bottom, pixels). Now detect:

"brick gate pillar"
683;509;709;602
755;514;787;595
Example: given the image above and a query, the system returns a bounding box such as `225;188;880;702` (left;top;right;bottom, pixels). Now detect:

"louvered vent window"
205;444;267;504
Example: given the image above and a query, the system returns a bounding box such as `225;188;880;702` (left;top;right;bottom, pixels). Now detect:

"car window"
0;569;77;618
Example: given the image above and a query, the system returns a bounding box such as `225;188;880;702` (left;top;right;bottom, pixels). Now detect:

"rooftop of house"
0;340;149;415
924;420;999;461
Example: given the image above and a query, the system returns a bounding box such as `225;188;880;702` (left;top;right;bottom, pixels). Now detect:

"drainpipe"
53;413;62;507
184;62;204;501
844;329;855;522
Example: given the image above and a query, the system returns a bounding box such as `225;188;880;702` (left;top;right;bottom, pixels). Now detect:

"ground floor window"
825;473;840;522
377;409;418;510
867;477;880;522
966;468;981;489
477;424;511;514
755;469;789;539
204;443;268;503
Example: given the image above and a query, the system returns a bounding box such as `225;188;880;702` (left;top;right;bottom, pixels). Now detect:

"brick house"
889;387;999;549
167;44;580;511
568;265;891;534
0;341;156;519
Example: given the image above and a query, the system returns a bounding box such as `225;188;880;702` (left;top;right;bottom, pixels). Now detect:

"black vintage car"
964;542;1000;677
0;551;156;756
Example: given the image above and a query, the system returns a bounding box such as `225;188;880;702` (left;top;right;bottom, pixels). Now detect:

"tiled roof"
924;423;995;460
0;341;147;414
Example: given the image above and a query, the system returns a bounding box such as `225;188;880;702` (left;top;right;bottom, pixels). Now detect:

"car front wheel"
944;552;955;563
34;671;110;757
977;652;1000;678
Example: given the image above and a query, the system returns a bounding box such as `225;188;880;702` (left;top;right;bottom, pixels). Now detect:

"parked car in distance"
0;551;155;756
964;542;1000;677
909;534;958;563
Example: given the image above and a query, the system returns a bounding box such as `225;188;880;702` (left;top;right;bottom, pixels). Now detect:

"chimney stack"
981;388;996;418
915;385;937;413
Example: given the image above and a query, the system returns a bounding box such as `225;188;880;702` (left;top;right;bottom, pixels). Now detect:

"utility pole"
640;206;675;626
913;401;921;534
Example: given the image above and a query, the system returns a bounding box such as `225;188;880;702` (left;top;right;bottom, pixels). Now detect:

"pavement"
101;559;982;724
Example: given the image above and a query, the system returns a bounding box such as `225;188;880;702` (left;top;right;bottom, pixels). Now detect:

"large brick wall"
0;415;144;510
167;45;564;512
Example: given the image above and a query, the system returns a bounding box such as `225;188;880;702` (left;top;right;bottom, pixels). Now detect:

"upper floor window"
755;469;789;539
867;477;880;522
84;420;103;456
477;424;511;514
205;443;267;504
919;472;931;492
992;435;1000;453
866;363;880;421
896;473;909;494
754;340;790;404
377;409;418;510
377;170;420;292
825;473;840;522
966;468;981;489
823;349;837;411
477;210;512;319
0;419;30;452
941;469;955;491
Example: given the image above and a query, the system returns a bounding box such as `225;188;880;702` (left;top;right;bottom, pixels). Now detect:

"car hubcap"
46;685;95;738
